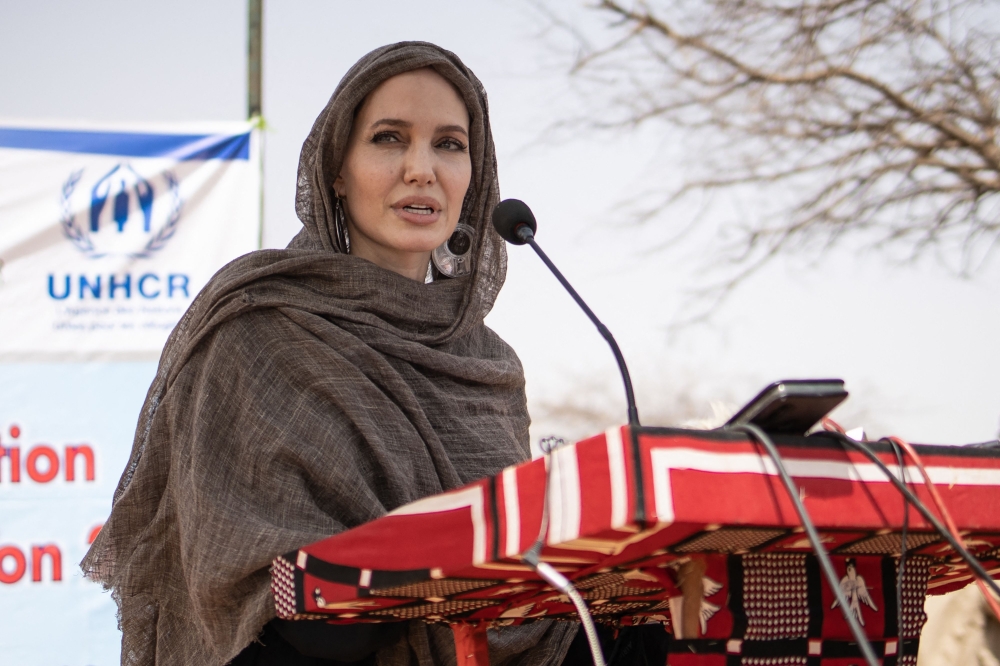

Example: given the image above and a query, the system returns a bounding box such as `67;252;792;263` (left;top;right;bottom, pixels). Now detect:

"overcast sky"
2;0;998;445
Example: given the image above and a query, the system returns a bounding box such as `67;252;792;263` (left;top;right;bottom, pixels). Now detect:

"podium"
272;426;1000;664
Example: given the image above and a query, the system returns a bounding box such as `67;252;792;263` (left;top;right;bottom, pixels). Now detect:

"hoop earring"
333;194;350;254
431;223;475;278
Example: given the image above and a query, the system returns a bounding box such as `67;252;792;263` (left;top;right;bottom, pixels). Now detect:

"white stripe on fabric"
651;449;676;525
648;446;1000;523
652;448;1000;486
605;426;629;529
388;485;488;564
547;445;582;545
502;467;521;557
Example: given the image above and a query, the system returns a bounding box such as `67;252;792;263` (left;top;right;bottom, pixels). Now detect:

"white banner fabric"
0;120;261;360
0;120;262;665
1;362;157;666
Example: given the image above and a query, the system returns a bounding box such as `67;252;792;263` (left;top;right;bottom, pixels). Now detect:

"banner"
0;362;156;665
0;120;261;665
0;120;261;359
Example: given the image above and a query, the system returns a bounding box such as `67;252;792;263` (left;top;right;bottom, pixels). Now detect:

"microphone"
492;199;639;427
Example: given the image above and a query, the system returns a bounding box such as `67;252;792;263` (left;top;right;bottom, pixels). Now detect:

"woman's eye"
437;137;467;151
371;131;399;144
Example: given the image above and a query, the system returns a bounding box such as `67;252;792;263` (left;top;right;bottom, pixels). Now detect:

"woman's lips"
392;197;442;225
393;206;442;225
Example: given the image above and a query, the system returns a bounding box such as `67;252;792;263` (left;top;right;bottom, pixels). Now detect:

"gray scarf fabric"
81;42;576;666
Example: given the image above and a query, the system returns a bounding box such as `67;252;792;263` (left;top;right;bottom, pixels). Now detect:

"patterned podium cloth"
657;553;928;666
272;427;1000;664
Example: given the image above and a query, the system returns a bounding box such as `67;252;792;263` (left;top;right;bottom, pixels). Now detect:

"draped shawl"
81;42;576;666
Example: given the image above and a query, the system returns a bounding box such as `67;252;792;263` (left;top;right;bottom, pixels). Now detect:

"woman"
82;42;578;665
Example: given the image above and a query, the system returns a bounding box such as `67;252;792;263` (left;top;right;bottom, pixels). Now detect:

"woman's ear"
332;175;344;198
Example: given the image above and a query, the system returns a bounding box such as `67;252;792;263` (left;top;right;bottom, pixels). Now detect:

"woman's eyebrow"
437;124;468;137
370;118;468;137
370;118;409;129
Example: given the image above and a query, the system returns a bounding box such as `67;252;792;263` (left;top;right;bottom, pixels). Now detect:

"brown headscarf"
81;42;576;666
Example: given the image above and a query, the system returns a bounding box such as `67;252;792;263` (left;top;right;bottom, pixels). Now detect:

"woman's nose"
402;143;436;186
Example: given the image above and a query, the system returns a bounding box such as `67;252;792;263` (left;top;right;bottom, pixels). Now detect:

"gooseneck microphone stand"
492;198;640;428
515;226;639;426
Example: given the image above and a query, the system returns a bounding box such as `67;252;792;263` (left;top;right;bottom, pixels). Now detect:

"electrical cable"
523;437;607;666
732;423;880;666
891;441;908;655
885;436;1000;623
820;419;912;652
529;561;607;666
812;431;1000;604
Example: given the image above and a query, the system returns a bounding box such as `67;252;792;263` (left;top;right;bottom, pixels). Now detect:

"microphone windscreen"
492;199;537;245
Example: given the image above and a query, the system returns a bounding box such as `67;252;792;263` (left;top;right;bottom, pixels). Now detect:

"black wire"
733;424;880;666
813;431;1000;600
889;439;908;659
522;234;639;426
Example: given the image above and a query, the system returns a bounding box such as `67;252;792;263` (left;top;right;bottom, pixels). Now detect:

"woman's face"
334;68;472;281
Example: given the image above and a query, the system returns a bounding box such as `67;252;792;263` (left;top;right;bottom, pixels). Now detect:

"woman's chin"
351;218;456;257
389;231;453;255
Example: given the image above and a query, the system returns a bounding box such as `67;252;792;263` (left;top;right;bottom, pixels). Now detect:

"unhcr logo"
59;163;182;259
49;163;189;301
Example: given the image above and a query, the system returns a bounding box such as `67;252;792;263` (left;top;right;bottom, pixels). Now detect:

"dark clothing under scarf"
81;42;577;666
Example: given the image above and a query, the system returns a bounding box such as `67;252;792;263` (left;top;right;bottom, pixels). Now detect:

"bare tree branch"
550;0;1000;303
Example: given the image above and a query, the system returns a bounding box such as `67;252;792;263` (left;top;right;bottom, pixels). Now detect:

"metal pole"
248;0;262;119
248;0;264;248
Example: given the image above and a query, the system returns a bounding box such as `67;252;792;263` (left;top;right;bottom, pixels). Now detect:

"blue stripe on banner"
0;127;251;160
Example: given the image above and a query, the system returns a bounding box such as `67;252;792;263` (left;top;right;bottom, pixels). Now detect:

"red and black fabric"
272;427;1000;664
661;553;926;666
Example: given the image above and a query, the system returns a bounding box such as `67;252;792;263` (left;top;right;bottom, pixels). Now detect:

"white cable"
530;560;607;666
524;436;606;666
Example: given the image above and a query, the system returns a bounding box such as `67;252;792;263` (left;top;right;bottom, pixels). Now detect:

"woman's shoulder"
200;246;326;293
448;322;523;363
200;305;332;371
